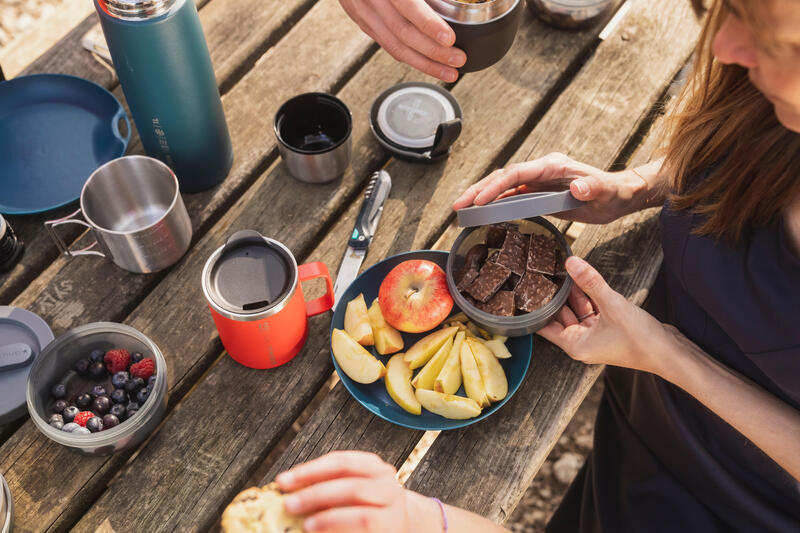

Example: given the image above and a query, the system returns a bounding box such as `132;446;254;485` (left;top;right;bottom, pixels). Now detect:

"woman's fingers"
284;478;397;516
304;506;385;533
568;283;595;320
390;0;456;46
379;2;465;68
556;304;579;328
276;451;396;492
564;256;617;306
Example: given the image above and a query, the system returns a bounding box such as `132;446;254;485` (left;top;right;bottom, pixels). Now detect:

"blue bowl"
330;250;533;431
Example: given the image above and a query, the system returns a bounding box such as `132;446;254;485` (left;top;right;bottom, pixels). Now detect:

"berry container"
26;322;167;456
0;472;12;533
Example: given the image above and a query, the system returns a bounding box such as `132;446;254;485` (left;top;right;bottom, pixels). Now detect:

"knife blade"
333;170;392;308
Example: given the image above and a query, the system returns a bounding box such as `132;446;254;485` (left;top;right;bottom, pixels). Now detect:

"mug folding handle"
44;209;106;258
298;262;334;317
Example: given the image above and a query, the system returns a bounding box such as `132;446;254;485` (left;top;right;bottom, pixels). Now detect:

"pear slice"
415;389;481;420
460;341;490;408
344;294;374;346
466;337;508;403
385;354;421;415
434;331;464;395
331;328;385;384
368;299;404;355
404;326;458;369
411;335;454;390
483;335;512;359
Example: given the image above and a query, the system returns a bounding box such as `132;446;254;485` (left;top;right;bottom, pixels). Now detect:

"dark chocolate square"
526;234;558;276
475;290;515;316
465;261;511;303
485;223;510;249
514;271;558;312
495;227;528;276
456;267;480;291
502;272;521;291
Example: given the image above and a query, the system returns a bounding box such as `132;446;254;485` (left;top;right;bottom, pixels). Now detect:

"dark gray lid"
456;191;585;227
0;306;53;425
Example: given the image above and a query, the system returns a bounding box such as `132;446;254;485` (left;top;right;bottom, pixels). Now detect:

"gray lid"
0;306;53;425
456;191;585;227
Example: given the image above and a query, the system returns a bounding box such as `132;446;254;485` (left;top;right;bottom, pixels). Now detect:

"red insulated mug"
201;230;334;368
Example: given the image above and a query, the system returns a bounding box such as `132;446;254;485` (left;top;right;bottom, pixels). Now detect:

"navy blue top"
547;201;800;532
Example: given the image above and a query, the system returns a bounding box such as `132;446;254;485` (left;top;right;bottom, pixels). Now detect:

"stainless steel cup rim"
80;155;181;236
274;93;353;155
425;0;521;24
202;235;300;322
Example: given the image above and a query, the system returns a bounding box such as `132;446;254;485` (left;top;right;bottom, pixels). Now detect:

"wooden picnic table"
0;0;702;530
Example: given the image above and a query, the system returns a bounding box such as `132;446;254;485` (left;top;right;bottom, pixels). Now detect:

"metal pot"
426;0;525;73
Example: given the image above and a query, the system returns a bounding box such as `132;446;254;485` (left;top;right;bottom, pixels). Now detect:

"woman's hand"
339;0;466;82
538;255;676;375
276;451;443;533
452;152;652;224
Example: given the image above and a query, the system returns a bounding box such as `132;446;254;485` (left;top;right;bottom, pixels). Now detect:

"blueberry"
90;385;107;398
148;375;157;387
92;396;111;415
73;426;91;435
109;403;126;420
89;361;107;379
89;349;105;363
126;401;140;417
61;422;80;432
51;383;67;399
86;416;104;433
48;413;64;428
110;389;128;404
124;377;145;393
76;393;92;409
62;406;79;423
111;371;130;389
131;351;144;364
102;414;120;429
53;399;68;414
135;388;150;404
74;358;91;376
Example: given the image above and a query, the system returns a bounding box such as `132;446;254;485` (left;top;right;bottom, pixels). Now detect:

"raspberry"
73;411;94;427
104;349;130;374
130;358;155;381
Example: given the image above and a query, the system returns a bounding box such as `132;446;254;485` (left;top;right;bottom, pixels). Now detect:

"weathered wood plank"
0;0;316;306
404;0;700;522
0;2;375;531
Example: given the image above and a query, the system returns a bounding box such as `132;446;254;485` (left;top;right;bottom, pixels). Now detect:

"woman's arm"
405;491;510;533
540;256;800;482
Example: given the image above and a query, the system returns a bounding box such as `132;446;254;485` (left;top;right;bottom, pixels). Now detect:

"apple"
344;293;373;346
368;298;403;355
411;335;454;390
466;337;508;403
378;260;453;333
483;335;512;359
434;331;464;395
385;354;421;415
460;340;490;408
415;389;481;420
404;326;458;369
331;329;385;384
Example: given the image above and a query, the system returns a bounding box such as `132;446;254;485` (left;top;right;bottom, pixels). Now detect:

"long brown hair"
660;0;800;244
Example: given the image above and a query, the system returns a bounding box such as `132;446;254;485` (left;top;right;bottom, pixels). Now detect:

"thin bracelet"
431;497;449;532
630;167;649;191
630;167;656;207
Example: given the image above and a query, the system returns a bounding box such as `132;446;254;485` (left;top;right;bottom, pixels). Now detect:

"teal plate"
330;250;533;431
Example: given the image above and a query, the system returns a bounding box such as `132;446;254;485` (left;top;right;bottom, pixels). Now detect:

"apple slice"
331;328;385;384
466;337;508;403
415;389;481;420
483;335;512;359
378;260;454;333
411;335;454;390
344;293;373;346
385;354;421;415
434;331;464;395
404;326;458;369
460;341;490;408
368;298;404;355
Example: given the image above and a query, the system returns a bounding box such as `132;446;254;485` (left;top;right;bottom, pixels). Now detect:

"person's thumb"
565;256;616;305
569;174;604;201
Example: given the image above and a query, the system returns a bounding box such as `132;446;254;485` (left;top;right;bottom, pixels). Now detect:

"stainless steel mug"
274;93;353;184
44;156;192;273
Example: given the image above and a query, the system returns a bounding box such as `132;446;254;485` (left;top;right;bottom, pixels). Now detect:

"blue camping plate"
0;74;131;215
330;250;533;431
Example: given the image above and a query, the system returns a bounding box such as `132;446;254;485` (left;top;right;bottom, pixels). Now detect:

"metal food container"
26;323;168;456
528;0;615;29
1;472;12;533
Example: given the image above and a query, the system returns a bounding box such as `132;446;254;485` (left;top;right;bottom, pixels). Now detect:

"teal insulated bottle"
95;0;233;192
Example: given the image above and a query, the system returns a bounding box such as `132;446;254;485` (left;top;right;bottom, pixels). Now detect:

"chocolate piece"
465;261;511;303
487;250;500;263
485;223;509;249
502;272;521;291
514;271;558;312
464;244;489;271
456;267;480;291
475;290;515;316
526;234;558;276
553;247;567;277
496;227;528;276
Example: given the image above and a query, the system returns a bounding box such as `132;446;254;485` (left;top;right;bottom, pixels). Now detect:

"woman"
273;0;800;531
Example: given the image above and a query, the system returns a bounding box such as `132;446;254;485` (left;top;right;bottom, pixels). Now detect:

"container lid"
456;191;585;227
0;306;53;425
370;82;462;162
204;230;297;316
